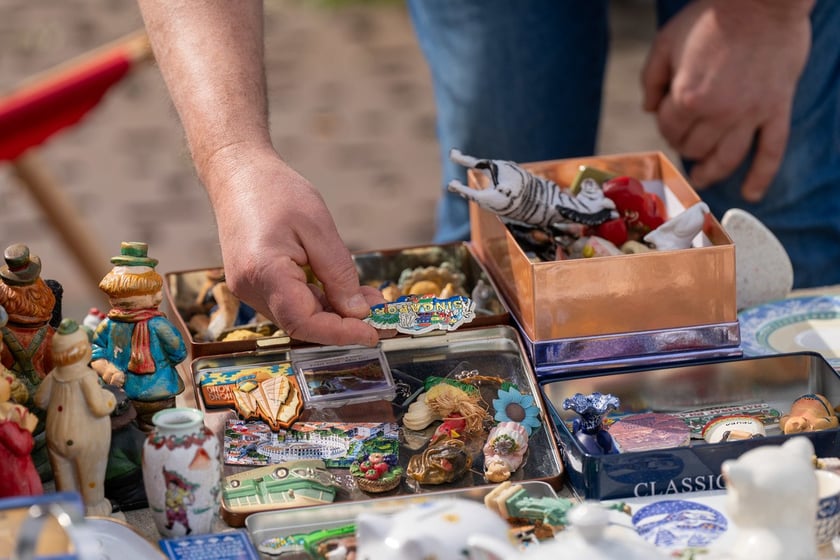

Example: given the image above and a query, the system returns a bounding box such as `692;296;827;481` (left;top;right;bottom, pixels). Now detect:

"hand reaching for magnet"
206;144;385;347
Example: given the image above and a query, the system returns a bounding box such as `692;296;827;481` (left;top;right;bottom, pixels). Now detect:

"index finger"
265;260;379;347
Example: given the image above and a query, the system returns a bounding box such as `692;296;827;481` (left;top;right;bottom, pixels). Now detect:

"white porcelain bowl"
816;469;840;547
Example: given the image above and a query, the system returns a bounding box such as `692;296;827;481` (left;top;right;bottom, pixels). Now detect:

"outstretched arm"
136;0;383;346
642;0;814;202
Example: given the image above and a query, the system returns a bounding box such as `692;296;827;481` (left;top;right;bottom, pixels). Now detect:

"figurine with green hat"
90;242;187;432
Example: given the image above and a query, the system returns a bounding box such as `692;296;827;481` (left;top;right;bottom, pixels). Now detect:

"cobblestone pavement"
0;0;673;322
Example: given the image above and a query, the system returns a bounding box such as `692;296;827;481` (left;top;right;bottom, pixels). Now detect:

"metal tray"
164;242;508;358
540;351;840;500
189;325;564;526
245;481;559;559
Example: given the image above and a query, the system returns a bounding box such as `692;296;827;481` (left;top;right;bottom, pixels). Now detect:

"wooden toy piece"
643;201;710;251
90;242;188;432
779;393;840;435
0;305;43;498
34;318;116;516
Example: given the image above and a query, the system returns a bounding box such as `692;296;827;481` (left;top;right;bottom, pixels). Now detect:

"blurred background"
0;0;674;323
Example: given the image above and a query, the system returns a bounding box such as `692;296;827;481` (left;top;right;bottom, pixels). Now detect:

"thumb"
641;35;672;112
306;232;369;319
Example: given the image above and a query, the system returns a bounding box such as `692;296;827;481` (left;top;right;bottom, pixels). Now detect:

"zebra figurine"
447;149;617;230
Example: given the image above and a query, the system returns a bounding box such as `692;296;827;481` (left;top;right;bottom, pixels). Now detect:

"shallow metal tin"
468;151;738;364
188;325;564;526
513;312;742;377
163;242;508;358
539;352;840;501
245;481;559;559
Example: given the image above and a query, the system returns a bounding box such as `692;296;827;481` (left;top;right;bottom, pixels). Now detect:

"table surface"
88;286;840;547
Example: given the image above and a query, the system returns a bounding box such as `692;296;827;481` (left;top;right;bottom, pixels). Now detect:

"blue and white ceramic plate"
604;490;731;555
738;295;840;369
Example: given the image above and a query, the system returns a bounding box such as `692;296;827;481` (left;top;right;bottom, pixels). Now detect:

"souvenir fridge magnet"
702;415;766;444
293;346;396;409
365;294;476;335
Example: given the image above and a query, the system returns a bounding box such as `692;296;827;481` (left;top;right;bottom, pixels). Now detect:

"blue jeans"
408;0;840;289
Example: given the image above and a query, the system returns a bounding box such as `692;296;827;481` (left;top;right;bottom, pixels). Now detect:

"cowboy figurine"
91;242;187;431
0;243;60;480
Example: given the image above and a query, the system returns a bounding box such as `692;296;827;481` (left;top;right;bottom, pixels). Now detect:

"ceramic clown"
35;318;115;516
90;242;187;431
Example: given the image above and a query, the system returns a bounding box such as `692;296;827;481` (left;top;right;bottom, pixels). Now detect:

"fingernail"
347;294;368;313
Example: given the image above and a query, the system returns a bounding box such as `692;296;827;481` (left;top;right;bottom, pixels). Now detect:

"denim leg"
407;0;610;243
659;0;840;289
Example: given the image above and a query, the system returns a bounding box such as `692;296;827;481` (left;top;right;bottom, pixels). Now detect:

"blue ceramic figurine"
562;392;620;455
90;242;187;432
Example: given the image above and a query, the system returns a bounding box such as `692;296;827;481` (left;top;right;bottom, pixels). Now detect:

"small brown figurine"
779;393;839;434
0;244;58;390
90;242;187;431
35;318;116;516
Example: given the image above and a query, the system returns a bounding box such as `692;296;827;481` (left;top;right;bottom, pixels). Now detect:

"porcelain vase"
141;407;221;537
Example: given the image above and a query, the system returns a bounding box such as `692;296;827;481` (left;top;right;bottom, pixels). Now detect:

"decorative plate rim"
738;295;840;367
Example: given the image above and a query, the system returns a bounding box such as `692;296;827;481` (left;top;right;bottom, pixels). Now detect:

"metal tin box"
188;325;564;526
245;481;560;559
468;152;739;369
163;242;508;358
540;352;840;501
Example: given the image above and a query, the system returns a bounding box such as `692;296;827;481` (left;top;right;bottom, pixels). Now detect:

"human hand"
203;143;384;347
642;0;814;201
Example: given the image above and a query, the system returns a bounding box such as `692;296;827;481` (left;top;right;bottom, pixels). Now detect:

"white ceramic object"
816;469;840;551
355;497;510;560
142;407;222;537
468;501;667;560
719;437;818;560
721;208;793;310
643;201;709;251
34;319;115;516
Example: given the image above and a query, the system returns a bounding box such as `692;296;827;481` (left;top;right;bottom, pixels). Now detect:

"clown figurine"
35;319;115;516
91;242;187;432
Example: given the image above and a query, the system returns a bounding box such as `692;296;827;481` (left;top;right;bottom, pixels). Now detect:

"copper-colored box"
469;152;738;365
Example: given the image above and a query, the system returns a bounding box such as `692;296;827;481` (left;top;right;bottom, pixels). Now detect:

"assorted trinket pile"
562;390;840;454
448;149;710;262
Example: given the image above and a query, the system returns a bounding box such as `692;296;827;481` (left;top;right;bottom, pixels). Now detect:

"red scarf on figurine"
108;308;164;374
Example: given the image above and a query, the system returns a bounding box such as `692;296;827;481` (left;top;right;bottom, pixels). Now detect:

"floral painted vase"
141;407;221;537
